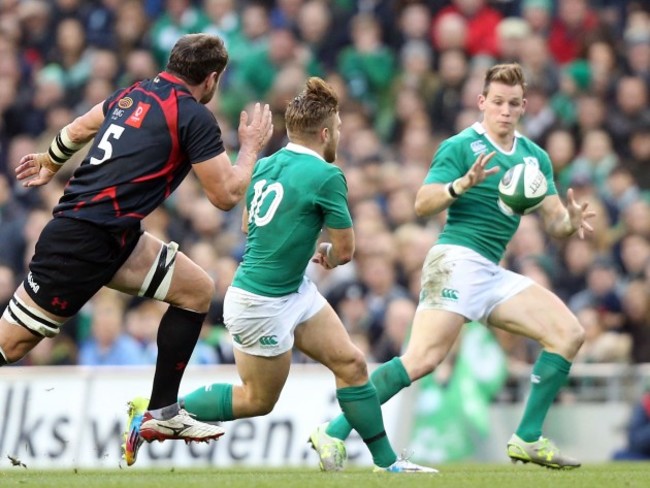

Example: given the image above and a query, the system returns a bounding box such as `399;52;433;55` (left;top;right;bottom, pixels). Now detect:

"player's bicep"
69;102;105;142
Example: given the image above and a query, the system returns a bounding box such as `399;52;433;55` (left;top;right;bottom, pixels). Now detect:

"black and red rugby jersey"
54;72;225;229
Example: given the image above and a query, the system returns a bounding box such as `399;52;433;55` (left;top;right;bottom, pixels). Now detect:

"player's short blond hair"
482;63;527;96
285;77;339;136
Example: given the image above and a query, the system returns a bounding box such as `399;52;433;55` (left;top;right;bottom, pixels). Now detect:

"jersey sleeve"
538;148;558;196
315;169;353;229
102;86;135;115
178;101;225;164
423;138;470;184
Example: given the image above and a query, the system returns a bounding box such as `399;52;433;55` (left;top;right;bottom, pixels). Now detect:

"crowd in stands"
0;0;648;370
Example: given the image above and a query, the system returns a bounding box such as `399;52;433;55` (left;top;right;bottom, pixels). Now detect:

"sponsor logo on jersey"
111;108;124;120
259;335;278;347
27;272;40;294
118;97;134;109
523;157;539;169
470;140;487;155
440;288;459;301
125;101;151;128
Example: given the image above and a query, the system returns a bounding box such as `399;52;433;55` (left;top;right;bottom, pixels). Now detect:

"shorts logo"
440;288;459;301
125;101;151;128
232;334;243;345
259;335;278;347
27;272;40;294
531;374;541;384
118;97;134;109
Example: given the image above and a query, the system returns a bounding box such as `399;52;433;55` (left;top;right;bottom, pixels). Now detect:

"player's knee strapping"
139;241;179;300
2;294;65;338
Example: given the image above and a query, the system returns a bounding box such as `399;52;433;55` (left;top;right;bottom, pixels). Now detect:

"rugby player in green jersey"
126;77;436;473
311;63;596;470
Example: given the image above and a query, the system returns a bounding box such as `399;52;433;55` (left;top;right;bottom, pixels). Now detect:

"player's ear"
320;126;329;144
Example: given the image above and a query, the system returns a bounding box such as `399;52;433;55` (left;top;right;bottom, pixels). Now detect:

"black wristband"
447;181;460;198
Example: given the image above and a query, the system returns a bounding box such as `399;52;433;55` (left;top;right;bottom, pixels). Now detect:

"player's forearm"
545;209;576;238
414;181;463;217
220;148;258;209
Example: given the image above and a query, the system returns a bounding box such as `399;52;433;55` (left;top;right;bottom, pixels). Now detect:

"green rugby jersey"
232;143;352;297
424;122;557;263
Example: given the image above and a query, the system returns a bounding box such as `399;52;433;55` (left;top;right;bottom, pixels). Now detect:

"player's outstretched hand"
566;188;596;239
15;153;57;188
238;103;273;153
456;151;499;193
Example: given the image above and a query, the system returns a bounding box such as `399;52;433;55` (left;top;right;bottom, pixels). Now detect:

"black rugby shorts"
24;217;142;316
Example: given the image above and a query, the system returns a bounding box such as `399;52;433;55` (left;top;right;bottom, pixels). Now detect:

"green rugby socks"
336;382;397;468
516;350;572;442
327;357;411;440
182;383;235;422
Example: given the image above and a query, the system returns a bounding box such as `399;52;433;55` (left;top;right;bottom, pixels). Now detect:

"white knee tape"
3;295;65;338
139;241;179;301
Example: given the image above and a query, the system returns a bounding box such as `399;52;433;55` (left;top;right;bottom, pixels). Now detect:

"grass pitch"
1;463;649;488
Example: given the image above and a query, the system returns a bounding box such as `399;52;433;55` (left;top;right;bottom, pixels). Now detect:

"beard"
324;140;337;163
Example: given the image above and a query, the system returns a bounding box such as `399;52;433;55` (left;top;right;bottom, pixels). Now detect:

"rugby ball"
498;163;547;215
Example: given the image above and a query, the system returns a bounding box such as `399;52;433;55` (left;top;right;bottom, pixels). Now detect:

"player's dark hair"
483;63;527;96
285;77;339;135
166;34;229;85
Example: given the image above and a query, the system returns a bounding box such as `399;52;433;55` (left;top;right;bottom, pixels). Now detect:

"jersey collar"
285;142;326;162
157;72;192;95
471;121;521;155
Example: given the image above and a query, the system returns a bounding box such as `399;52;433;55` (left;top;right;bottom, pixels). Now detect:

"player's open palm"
15;153;57;188
238;103;273;153
457;151;499;192
566;188;596;239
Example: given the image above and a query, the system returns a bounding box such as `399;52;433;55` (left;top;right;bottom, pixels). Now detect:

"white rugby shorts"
417;244;533;323
223;276;326;357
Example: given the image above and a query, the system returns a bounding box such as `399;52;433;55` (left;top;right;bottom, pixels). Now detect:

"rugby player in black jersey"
0;34;272;457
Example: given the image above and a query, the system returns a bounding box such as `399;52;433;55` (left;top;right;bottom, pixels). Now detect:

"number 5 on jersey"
90;124;125;165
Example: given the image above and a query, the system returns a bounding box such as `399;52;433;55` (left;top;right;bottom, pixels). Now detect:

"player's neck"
288;137;325;159
482;123;515;151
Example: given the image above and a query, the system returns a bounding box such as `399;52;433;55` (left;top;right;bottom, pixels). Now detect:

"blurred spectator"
568;129;618;196
569;256;625;332
373;297;416;363
337;13;397;136
547;0;600;65
149;0;210;68
429;48;468;134
625;123;650;189
606;76;650;157
431;0;503;58
544;128;578;193
79;290;148;366
622;280;650;363
613;391;650;460
519;33;559;94
554;236;597;301
520;0;553;36
295;0;341;71
574;306;631;363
